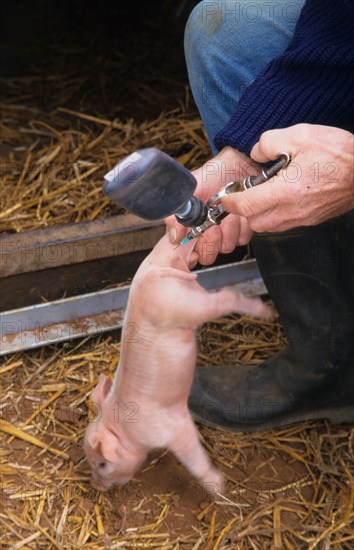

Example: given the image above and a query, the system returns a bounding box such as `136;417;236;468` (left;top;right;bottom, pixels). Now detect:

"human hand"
220;124;354;232
165;146;255;265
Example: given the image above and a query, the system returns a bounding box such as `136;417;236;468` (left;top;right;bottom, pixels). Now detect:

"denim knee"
185;0;305;74
184;0;305;148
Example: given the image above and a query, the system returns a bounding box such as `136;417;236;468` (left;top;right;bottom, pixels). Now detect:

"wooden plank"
0;251;148;311
0;214;165;277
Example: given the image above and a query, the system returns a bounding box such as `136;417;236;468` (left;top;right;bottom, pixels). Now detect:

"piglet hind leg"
168;416;223;496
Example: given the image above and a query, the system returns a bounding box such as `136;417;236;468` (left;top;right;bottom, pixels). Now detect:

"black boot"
189;211;354;432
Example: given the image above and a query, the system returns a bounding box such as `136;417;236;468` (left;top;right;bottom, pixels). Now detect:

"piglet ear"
91;374;112;407
86;430;118;462
87;432;101;450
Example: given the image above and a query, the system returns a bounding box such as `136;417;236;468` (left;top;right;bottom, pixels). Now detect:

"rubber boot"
188;211;354;432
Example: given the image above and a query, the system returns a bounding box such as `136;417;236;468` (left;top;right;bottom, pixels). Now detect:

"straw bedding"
1;321;353;548
1;2;353;548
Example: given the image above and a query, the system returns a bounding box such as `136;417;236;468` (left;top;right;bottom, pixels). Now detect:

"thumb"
221;179;284;218
164;214;187;244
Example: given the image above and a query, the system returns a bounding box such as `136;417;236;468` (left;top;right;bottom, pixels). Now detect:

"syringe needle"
180;233;195;245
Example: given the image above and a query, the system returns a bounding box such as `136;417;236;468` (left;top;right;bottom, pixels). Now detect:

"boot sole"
190;405;354;433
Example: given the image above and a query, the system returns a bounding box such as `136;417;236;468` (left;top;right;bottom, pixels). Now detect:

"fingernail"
169;228;177;243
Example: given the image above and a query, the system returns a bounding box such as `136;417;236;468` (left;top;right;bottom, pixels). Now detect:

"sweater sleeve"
214;0;354;156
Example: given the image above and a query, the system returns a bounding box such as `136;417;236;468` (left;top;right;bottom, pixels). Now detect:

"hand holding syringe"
103;148;291;244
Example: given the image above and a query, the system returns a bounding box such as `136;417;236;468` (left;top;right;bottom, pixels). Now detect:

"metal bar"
0;259;266;355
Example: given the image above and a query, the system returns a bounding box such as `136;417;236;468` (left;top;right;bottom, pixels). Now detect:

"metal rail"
0;259;265;355
0;216;265;355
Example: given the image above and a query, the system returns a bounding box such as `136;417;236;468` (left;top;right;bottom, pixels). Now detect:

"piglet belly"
117;328;197;405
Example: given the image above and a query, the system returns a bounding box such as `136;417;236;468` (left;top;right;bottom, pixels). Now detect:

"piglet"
84;233;272;493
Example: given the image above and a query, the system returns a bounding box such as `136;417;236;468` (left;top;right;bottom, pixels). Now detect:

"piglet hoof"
201;468;224;497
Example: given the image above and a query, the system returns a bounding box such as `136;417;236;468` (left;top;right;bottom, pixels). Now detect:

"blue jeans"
185;0;306;154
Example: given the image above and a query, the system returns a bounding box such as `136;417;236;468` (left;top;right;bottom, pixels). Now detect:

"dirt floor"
1;1;353;548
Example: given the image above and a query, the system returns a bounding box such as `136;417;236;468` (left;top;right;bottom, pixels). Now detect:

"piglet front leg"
178;285;272;330
168;416;223;496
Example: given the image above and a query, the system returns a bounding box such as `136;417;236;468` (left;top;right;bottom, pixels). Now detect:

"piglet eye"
99;462;106;469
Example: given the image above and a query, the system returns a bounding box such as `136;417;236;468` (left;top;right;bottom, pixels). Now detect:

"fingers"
166;211;253;264
217;214;239;254
194;213;247;265
188;251;199;270
238;216;253;245
251;129;290;163
164;146;259;256
225;126;303;223
250;123;310;163
246;207;286;233
195;225;222;265
228;124;354;232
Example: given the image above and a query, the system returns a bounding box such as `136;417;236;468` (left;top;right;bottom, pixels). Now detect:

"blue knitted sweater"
214;0;354;155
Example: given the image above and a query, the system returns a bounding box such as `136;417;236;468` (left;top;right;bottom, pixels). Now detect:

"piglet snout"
91;471;132;492
91;474;112;492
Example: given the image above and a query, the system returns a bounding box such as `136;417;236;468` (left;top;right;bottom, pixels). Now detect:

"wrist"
213;146;259;183
215;146;243;163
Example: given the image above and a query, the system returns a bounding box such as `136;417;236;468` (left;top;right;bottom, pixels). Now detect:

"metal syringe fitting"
243;153;291;189
175;195;208;227
180;203;228;244
180;153;291;245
